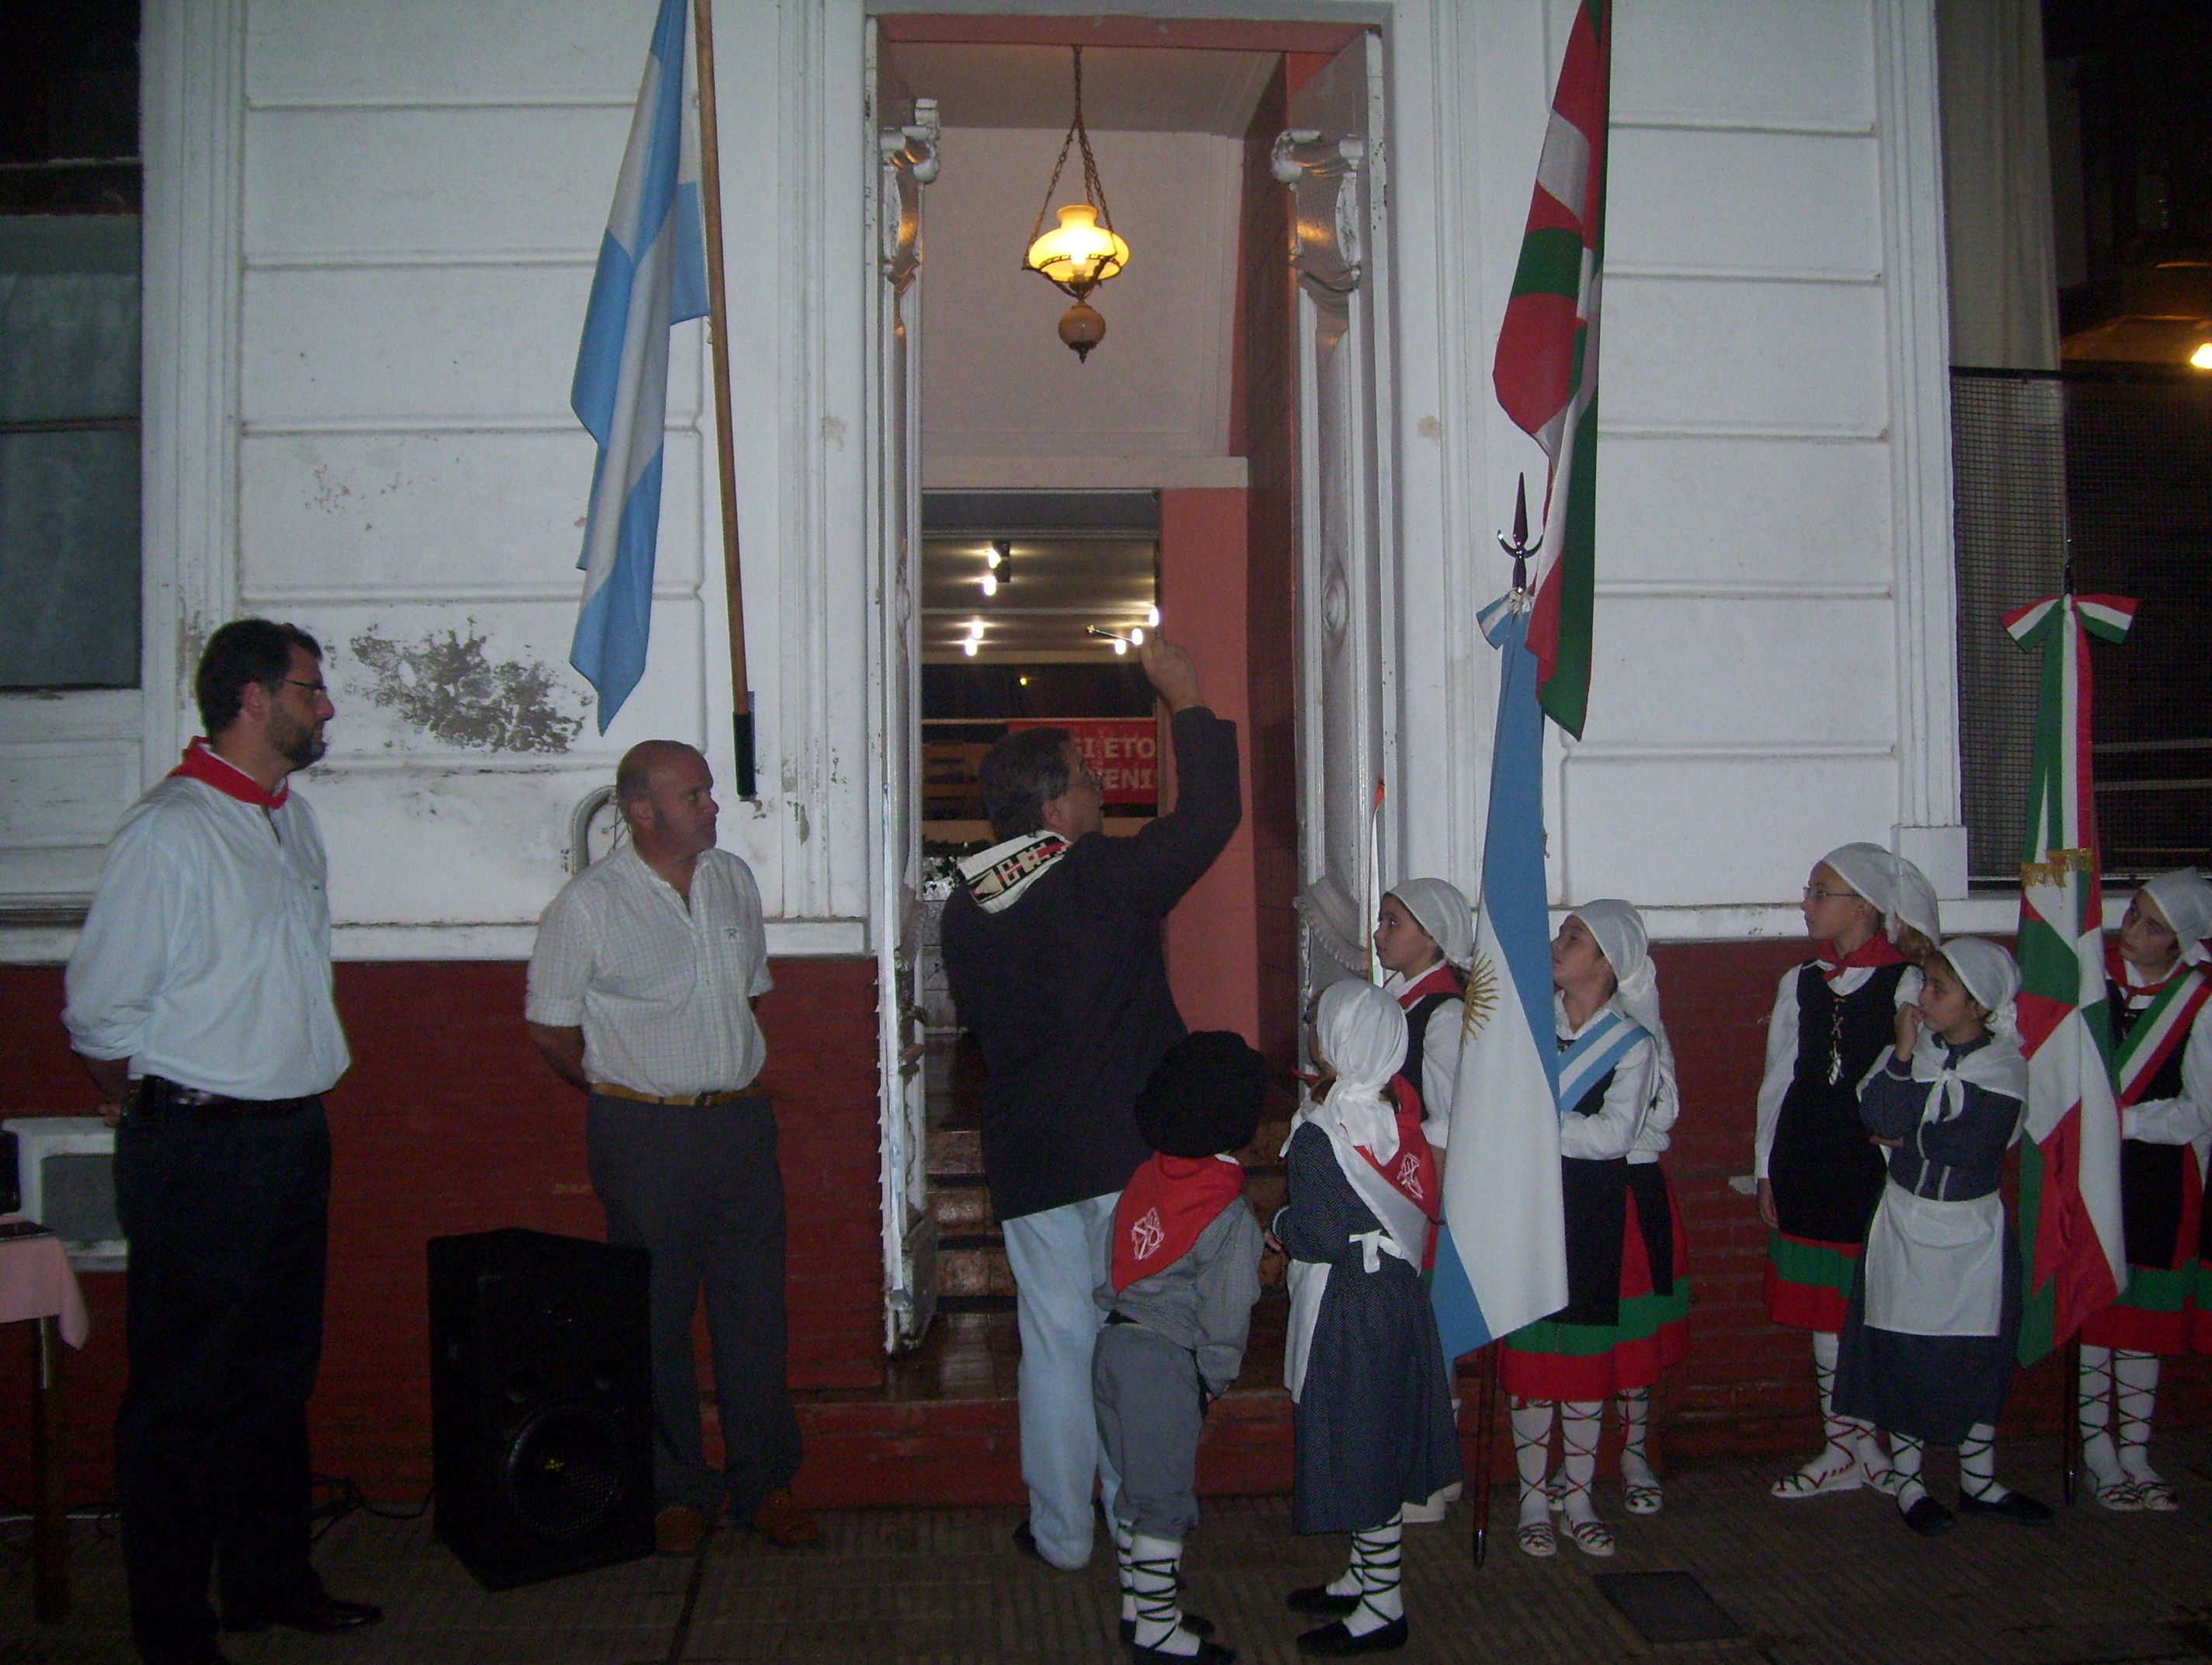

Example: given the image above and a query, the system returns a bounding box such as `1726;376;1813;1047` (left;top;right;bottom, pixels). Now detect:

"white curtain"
1936;0;2061;370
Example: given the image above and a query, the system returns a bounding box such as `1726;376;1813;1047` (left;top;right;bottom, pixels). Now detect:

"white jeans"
1001;1191;1123;1568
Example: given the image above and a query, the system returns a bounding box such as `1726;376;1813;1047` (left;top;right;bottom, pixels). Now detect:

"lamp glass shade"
1027;204;1129;290
2192;340;2212;370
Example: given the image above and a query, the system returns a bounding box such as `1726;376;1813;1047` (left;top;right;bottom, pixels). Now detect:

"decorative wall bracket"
878;96;941;293
1271;127;1365;294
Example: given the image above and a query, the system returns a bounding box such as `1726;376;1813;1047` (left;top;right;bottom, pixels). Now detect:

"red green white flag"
2005;590;2136;1365
1492;0;1611;739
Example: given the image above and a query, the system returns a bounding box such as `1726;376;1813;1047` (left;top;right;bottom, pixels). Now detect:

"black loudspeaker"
428;1228;656;1590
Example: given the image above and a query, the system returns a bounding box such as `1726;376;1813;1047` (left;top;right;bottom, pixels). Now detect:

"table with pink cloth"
0;1217;89;1346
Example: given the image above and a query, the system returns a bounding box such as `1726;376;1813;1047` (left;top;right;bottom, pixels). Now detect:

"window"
0;1;142;690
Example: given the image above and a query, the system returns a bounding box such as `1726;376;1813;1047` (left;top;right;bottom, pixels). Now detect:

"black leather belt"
128;1075;318;1124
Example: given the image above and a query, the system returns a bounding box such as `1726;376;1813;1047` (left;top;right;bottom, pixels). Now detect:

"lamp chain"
1026;45;1118;247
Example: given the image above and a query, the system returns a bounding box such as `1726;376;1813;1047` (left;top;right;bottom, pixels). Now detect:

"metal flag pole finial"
1497;474;1542;604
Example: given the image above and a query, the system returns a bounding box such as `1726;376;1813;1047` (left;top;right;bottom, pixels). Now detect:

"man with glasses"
940;637;1242;1572
66;619;378;1665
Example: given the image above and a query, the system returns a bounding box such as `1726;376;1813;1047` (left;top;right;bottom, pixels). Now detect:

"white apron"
1860;1031;2026;1339
1862;1181;2005;1337
1282;1111;1430;1402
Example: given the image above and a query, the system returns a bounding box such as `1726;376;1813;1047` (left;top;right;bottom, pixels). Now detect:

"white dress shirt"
527;845;774;1097
64;774;351;1100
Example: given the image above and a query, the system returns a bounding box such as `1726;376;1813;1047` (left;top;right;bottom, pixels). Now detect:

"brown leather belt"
589;1082;756;1107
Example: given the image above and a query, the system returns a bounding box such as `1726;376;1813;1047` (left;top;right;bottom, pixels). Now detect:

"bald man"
527;742;815;1553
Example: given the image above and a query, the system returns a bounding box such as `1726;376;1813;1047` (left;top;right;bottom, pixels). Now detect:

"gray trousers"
1093;1320;1205;1540
585;1096;802;1521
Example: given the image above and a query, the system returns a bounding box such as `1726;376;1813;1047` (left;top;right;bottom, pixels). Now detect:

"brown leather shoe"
655;1503;708;1556
751;1488;820;1546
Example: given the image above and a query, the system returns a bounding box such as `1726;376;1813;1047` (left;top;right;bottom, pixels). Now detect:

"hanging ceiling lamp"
1023;46;1129;362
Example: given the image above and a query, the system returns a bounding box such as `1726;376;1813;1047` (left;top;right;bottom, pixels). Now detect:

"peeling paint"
820;413;847;450
348;627;586;754
791;798;811;845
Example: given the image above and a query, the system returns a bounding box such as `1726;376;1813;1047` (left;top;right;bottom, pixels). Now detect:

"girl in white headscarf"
1272;979;1460;1655
2079;867;2212;1510
1755;843;1939;1503
1500;902;1671;1558
1831;937;2047;1536
1373;878;1475;1157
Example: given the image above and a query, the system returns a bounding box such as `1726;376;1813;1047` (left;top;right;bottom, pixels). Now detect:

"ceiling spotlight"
987;538;1010;570
1146;605;1160;628
962;638;978;657
967;619;986;641
1128;627;1146;645
980;572;998;596
2193;341;2212;370
1112;638;1128;655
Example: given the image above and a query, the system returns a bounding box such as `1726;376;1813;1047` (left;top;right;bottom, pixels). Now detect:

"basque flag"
1430;594;1569;1356
569;0;709;732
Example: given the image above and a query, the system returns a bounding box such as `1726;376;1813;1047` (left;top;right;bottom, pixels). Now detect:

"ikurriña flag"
569;0;710;732
1491;0;1611;739
2005;590;2135;1364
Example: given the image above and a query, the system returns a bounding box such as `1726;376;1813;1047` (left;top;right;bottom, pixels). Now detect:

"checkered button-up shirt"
527;846;774;1097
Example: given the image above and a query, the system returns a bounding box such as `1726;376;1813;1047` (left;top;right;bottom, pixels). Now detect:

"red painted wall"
0;957;880;1507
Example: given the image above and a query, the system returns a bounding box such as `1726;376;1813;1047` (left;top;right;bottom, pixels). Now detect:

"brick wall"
0;956;880;1508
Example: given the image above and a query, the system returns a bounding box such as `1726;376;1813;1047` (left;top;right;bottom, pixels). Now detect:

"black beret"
1135;1031;1268;1159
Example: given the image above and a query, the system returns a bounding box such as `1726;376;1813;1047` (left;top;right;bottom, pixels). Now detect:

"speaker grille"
502;1398;631;1542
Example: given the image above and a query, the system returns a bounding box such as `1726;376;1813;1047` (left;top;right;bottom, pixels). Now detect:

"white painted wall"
0;0;1991;962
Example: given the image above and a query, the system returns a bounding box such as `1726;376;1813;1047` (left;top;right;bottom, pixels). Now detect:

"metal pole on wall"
691;0;755;798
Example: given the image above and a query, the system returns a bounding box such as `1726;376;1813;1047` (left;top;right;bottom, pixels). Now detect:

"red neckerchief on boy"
1814;933;1906;982
169;737;288;810
1393;963;1462;1010
1111;1153;1247;1291
1355;1077;1440;1222
2106;944;2182;1004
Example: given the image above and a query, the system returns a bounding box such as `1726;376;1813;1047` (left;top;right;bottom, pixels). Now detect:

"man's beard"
272;710;326;770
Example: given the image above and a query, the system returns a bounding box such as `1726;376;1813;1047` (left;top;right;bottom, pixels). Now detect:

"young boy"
1094;1031;1268;1663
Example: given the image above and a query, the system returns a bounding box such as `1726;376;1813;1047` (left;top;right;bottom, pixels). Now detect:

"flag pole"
690;0;755;798
1469;1341;1499;1566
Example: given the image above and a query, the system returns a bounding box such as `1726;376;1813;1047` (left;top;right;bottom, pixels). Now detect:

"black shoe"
1286;1584;1362;1617
1011;1519;1087;1570
1122;1611;1216;1643
1131;1635;1235;1663
222;1590;384;1635
1956;1488;2054;1525
1901;1497;1954;1538
1298;1617;1409;1656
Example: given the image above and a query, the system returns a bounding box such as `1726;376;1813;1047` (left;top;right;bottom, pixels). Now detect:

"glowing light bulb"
985;546;1003;569
962;639;977;657
1128;627;1145;645
1024;204;1130;290
1146;606;1160;627
1112;638;1128;655
981;572;998;596
2193;341;2212;370
968;619;986;641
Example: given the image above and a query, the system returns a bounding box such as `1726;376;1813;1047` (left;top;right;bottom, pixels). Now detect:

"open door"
1279;34;1395;987
868;47;940;1352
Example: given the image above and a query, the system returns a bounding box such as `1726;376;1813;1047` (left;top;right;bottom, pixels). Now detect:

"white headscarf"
1389;878;1474;969
1567;899;1679;1135
1915;936;2029;1114
2139;869;2212;966
1821;843;1942;947
1311;978;1410;1163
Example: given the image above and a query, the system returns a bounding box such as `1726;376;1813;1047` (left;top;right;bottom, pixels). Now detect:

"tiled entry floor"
10;1432;2212;1665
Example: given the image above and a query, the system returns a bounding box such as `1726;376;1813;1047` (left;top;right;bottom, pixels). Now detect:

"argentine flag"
1429;593;1569;1356
570;0;709;732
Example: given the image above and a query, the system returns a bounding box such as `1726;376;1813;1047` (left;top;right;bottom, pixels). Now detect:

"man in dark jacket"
939;637;1240;1570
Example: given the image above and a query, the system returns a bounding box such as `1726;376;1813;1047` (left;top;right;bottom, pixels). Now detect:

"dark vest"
1768;960;1908;1245
1553;1061;1630;1329
1400;984;1462;1097
2112;977;2194;1271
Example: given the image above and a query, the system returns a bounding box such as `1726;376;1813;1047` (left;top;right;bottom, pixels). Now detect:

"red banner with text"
1005;718;1159;806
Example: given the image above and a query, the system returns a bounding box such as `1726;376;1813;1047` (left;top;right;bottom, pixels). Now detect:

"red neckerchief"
1355;1077;1441;1223
1815;933;1907;982
1395;963;1462;1009
169;737;288;810
2107;944;2182;1005
1111;1154;1247;1292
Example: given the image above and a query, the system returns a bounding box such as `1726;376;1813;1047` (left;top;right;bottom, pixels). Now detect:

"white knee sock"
1617;1387;1657;1493
1958;1422;2007;1503
1129;1534;1199;1656
1888;1432;1927;1513
1511;1398;1556;1525
1344;1514;1403;1637
2078;1344;2124;1487
1556;1400;1604;1527
1787;1330;1864;1480
1115;1517;1136;1627
2115;1350;2164;1485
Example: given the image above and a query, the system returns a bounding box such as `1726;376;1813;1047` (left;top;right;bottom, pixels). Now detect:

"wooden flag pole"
2061;1334;2082;1506
1470;1342;1499;1566
690;0;754;798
